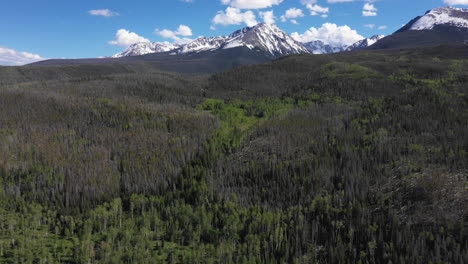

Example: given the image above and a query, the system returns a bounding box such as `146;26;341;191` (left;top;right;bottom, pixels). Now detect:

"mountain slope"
407;7;468;30
371;7;468;50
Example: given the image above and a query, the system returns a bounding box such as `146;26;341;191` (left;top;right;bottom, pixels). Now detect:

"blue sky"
0;0;466;65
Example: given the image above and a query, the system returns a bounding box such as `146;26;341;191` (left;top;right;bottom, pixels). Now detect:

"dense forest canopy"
0;46;467;263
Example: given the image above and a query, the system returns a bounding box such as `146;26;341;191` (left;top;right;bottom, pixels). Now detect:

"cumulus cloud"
212;7;257;27
291;23;364;47
260;10;276;24
363;3;377;16
157;29;177;39
175;25;193;36
221;0;284;9
281;8;305;22
156;25;194;45
0;47;46;66
88;9;119;17
305;4;329;17
109;29;150;47
444;0;468;4
378;25;387;30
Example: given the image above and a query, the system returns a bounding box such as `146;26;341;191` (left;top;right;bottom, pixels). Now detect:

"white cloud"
212;7;257;27
363;3;377;16
221;0;284;9
378;25;387;30
291;19;299;24
88;9;119;17
109;29;150;47
260;10;276;24
363;3;377;11
156;25;194;44
180;0;194;2
281;8;304;22
443;0;468;4
0;47;46;66
291;23;364;47
364;24;375;28
306;4;330;16
175;25;193;36
157;29;177;39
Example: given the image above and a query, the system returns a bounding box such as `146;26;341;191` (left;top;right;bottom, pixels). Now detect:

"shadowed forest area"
0;47;467;263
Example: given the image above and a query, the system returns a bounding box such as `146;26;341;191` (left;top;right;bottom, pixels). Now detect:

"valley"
1;45;467;263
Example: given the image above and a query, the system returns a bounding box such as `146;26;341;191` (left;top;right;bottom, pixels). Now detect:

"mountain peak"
227;23;309;56
408;6;468;30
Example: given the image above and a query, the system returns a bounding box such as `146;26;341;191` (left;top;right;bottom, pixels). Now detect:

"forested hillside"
0;46;467;263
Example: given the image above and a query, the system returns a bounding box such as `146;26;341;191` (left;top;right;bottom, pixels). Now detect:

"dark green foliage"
0;48;467;263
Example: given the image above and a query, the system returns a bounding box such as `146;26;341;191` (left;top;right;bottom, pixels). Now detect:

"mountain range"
113;23;309;59
33;6;468;74
112;22;374;58
112;7;468;60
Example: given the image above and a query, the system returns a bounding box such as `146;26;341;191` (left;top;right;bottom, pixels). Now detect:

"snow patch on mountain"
112;42;179;58
177;36;228;54
410;7;468;30
346;35;385;51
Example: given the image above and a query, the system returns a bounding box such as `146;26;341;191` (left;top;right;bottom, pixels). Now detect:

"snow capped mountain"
408;7;468;31
114;23;309;58
371;6;468;50
302;40;348;54
346;35;385;51
226;23;309;56
112;42;180;58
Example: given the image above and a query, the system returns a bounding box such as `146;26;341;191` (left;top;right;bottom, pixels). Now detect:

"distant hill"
30;46;272;74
